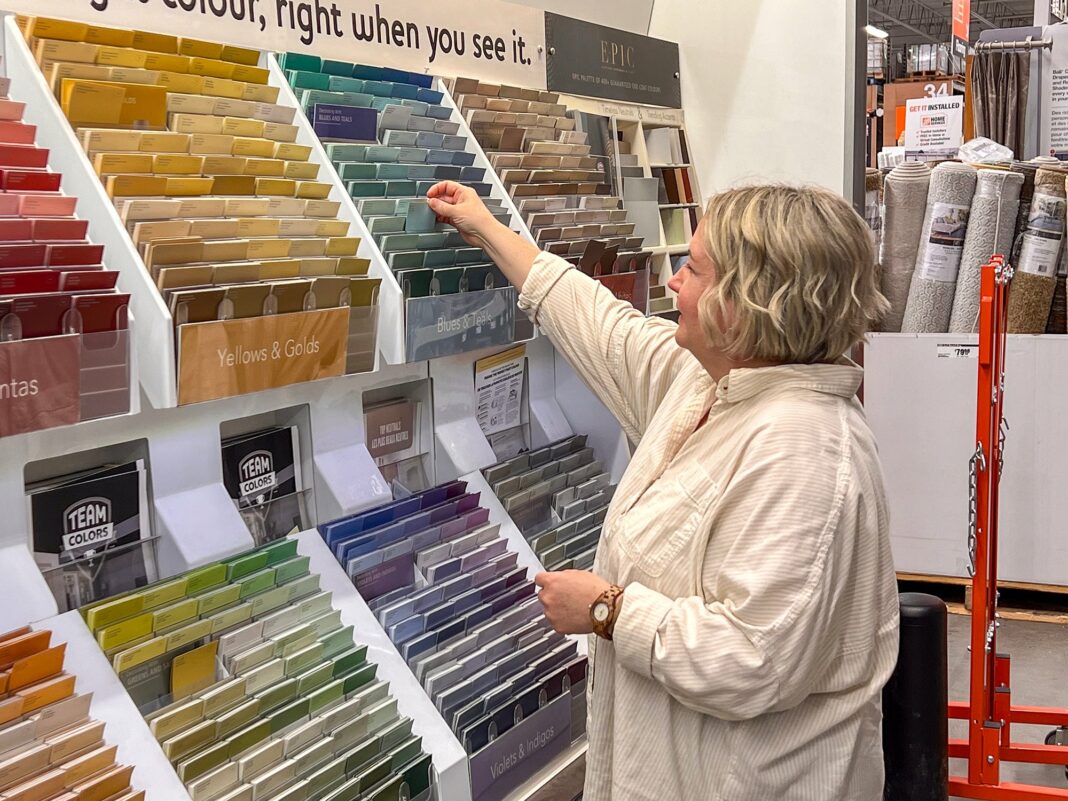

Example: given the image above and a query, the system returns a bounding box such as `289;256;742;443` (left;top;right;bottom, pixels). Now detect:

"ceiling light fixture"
865;24;890;39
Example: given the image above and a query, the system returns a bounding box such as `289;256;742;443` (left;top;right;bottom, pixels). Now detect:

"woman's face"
668;222;719;358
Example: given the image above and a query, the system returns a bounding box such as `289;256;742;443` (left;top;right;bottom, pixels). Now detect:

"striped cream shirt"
518;253;900;801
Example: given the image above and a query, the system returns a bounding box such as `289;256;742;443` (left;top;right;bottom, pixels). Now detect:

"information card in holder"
365;391;434;497
221;424;310;545
28;458;159;613
474;345;530;461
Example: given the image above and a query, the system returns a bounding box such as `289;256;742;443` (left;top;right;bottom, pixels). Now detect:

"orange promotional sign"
953;0;971;43
0;336;80;436
177;308;350;405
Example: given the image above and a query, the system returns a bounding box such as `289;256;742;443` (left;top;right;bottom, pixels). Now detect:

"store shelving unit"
554;94;703;319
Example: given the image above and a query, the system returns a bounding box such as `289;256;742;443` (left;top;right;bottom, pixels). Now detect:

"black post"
883;592;949;801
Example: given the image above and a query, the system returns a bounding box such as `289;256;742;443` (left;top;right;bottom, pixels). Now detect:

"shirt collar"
714;359;862;403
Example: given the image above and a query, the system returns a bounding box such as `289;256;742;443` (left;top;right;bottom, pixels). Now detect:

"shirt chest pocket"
614;465;718;579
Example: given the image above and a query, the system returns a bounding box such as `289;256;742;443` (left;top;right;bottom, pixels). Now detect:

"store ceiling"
869;0;1036;49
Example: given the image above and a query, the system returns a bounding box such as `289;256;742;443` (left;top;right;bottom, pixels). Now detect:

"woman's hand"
535;569;611;635
426;180;541;292
426;181;499;250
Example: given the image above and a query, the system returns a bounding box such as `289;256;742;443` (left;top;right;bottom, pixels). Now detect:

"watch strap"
591;584;624;640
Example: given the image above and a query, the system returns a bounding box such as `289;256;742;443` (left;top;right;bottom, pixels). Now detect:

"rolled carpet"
901;162;978;333
878;162;931;332
1006;167;1067;333
865;168;883;251
1010;161;1038;244
949;169;1023;333
1046;254;1067;334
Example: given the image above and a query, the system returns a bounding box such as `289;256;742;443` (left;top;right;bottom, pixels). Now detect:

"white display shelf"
3;20;384;410
865;333;1068;585
267;56;536;365
34;610;191;801
2;18;173;408
0;369;405;620
294;530;472;801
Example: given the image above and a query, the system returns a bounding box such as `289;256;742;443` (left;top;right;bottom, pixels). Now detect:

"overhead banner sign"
952;0;971;41
951;0;970;72
544;12;681;108
0;0;548;87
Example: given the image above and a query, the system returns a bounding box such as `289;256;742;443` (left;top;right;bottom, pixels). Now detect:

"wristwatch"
590;584;624;640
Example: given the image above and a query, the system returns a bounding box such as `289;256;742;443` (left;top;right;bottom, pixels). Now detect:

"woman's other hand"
535;569;611;635
426;181;497;249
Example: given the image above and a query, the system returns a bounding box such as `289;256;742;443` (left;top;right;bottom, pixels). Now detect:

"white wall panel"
648;0;856;196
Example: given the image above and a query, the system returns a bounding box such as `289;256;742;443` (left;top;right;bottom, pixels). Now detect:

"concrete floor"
532;613;1068;801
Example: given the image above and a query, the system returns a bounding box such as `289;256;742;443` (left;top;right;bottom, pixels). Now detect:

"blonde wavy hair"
697;184;888;364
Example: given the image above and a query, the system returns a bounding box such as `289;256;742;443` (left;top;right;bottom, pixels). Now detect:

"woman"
427;181;900;801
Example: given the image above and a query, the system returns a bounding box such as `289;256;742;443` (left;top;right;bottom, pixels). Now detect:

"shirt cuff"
516;251;571;324
612;582;675;679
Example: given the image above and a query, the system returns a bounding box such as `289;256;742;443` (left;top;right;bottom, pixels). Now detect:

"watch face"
593;602;610;623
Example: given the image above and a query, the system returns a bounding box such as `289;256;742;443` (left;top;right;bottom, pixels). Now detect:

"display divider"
35;610;192;801
552;358;633;484
293;529;473;801
262;54;403;365
430;336;573;478
265;53;538;364
2;16;176;408
0;542;55;633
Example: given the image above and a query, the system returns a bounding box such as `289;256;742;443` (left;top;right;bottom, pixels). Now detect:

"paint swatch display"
278;53;513;301
482;434;612;571
0;625;140;801
0;69;130;436
448;78;642;260
27;459;157;614
319;481;588;773
79;537;432;801
21;16;380;390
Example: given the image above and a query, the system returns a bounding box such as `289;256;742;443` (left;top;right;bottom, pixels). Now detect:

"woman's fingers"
426;180;465;201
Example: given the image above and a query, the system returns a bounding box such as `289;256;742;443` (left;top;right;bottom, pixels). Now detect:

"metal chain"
998;418;1008;482
967;443;986;578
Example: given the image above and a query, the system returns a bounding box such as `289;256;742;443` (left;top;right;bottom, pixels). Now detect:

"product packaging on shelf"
319;480;587;801
79;536;433;801
0;68;132;438
18;16;382;405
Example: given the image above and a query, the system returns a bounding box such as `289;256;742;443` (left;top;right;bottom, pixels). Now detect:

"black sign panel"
545;13;681;108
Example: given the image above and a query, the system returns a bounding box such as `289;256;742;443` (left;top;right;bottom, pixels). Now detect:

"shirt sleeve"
517;251;694;443
610;417;881;721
